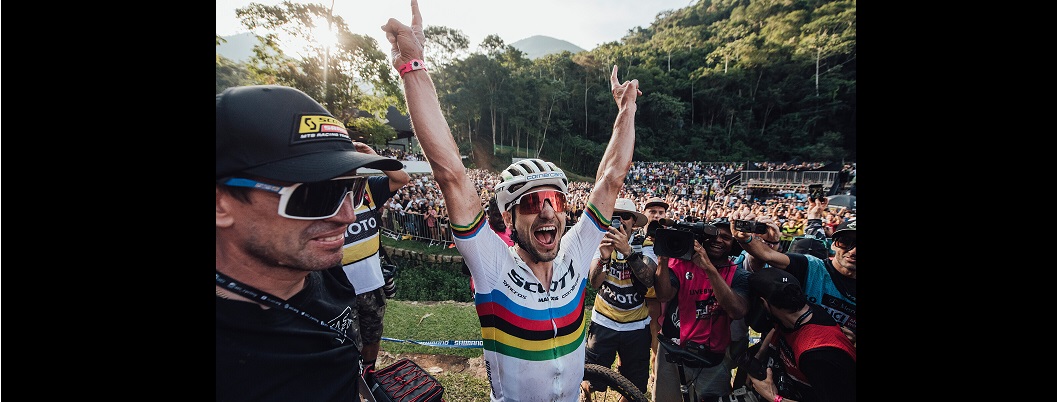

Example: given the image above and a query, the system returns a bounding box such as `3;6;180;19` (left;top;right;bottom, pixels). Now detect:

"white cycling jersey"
452;206;606;402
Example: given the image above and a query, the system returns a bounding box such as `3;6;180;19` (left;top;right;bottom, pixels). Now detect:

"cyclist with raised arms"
381;2;640;400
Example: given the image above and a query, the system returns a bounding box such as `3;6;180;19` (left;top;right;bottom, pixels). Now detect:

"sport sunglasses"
222;176;368;220
513;190;568;214
833;234;856;250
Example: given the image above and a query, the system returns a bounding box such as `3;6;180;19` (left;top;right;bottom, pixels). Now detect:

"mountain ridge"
216;33;584;62
216;33;258;63
508;35;584;59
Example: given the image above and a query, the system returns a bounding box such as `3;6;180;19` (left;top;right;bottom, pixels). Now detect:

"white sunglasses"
223;176;368;220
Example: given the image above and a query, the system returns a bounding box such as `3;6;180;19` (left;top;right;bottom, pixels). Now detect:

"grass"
381;237;757;401
383;236;461;257
434;372;492;402
379;299;643;401
379;300;483;358
382;236;471;302
378;300;492;401
379;297;756;401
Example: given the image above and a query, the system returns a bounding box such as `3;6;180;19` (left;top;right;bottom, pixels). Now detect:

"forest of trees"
216;0;855;177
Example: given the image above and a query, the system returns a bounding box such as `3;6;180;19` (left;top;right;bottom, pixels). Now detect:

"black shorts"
583;321;651;393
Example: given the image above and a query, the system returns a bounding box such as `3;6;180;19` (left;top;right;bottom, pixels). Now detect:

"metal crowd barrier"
739;170;839;189
380;210;453;248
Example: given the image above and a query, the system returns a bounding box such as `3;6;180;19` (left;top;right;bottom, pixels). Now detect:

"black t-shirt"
795;347;857;402
216;269;362;402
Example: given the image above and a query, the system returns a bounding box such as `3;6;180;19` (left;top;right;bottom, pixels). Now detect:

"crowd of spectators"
377;147;426;162
378;159;856;250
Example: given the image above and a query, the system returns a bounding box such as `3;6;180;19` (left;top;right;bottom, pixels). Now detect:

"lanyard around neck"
215;271;353;342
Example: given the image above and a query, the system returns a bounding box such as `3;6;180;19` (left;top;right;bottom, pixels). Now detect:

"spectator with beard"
582;198;654;396
733;220;856;348
382;2;641;397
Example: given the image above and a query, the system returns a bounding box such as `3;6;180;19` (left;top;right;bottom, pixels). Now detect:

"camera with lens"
738;350;769;380
808;184;824;201
734;219;769;234
653;220;718;260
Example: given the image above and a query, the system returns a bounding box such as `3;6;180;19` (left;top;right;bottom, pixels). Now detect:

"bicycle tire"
580;363;648;402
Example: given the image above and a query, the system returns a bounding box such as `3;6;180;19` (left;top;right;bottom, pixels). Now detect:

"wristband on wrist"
774;395;783;402
740;235;754;244
398;59;427;77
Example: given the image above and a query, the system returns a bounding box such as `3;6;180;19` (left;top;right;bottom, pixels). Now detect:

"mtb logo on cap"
294;114;351;142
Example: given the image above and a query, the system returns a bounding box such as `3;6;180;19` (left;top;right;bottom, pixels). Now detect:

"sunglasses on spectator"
222;176;368;220
513;190;568;214
833;235;856;250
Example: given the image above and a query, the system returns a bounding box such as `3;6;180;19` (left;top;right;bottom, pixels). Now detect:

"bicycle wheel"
580;363;648;402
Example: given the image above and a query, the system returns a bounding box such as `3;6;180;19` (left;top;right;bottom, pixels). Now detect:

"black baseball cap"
216;85;403;182
788;236;829;259
831;219;856;239
749;268;806;309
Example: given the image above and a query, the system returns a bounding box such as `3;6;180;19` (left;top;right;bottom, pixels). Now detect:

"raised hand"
609;65;641;110
351;141;377;155
806;197;826;219
381;0;427;70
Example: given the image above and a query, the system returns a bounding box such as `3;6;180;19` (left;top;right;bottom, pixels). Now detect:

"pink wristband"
398;59;427;77
774;395;783;402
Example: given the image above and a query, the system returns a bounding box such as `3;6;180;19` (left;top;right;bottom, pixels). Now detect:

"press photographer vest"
769;309;857;399
660;257;740;354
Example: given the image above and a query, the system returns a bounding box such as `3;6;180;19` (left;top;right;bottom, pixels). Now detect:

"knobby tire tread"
581;363;648;402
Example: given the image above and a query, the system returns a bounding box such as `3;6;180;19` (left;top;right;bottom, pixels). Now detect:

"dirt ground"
373;300;487;380
375;350;488;380
472;138;497;172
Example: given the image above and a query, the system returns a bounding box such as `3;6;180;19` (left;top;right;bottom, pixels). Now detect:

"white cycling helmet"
493;158;569;212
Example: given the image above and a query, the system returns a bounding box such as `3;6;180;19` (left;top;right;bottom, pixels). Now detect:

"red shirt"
663;257;743;353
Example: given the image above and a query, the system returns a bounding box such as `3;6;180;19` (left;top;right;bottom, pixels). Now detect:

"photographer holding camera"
744;269;856;402
727;218;782;376
732;219;856;348
582;198;655;396
652;217;750;402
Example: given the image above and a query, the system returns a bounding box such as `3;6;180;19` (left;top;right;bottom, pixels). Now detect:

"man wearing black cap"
728;219;782;377
216;85;404;401
786;236;829;260
732;219;856;347
746;269;856;402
